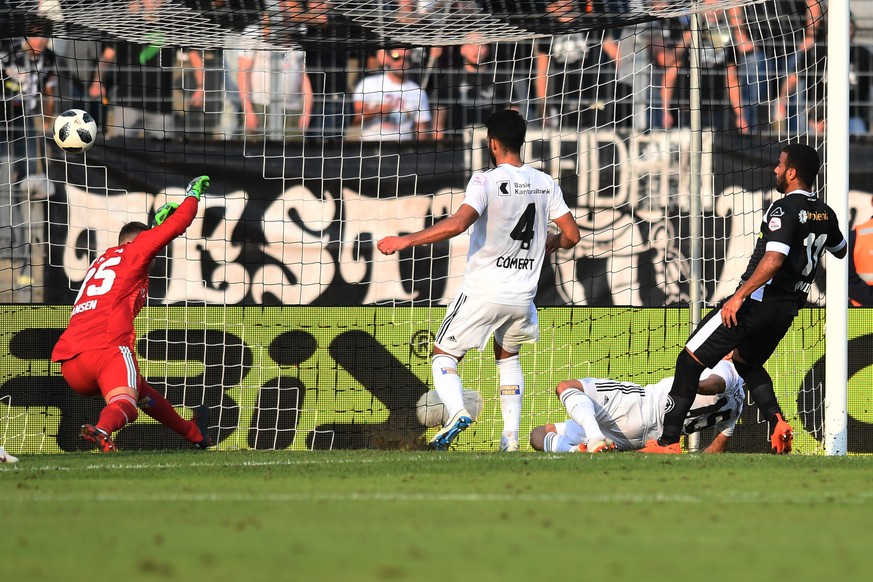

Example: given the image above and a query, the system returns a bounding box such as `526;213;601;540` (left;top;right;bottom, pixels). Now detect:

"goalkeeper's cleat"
0;445;19;464
81;424;117;453
585;438;616;454
570;443;588;453
770;413;793;454
637;439;681;454
185;175;210;200
499;435;519;452
151;202;179;228
430;408;472;450
192;404;213;449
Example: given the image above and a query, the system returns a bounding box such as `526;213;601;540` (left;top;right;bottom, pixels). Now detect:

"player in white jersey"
377;109;581;451
530;358;744;453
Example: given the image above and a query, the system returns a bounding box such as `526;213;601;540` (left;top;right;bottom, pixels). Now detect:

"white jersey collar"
786;189;815;198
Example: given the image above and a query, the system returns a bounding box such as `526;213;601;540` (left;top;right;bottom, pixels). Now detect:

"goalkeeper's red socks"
97;394;139;435
138;383;202;443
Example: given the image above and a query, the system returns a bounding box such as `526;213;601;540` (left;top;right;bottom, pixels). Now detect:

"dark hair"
782;143;821;187
485;109;527;153
118;221;149;245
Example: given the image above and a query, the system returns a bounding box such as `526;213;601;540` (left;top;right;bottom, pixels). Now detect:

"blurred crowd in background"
2;0;871;146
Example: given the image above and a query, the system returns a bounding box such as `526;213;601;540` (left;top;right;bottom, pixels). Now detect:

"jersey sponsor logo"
496;256;536;270
768;217;782;231
471;174;486;185
70;299;97;316
798;209;828;223
497;181;511;196
514;183;550;195
438;366;458;376
500;384;521;395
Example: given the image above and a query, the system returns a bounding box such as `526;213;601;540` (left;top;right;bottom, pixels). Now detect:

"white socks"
432;354;465;419
432;353;526;448
559;387;606;443
497;355;524;444
543;432;575;453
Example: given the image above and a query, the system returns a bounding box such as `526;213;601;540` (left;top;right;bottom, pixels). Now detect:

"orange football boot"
638;439;681;454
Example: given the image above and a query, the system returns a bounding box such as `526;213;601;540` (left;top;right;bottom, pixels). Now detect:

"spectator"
646;16;690;130
209;47;244;137
351;47;432;141
772;0;825;133
649;2;746;133
702;4;748;133
849;24;873;136
777;13;872;136
85;0;206;139
850;197;873;307
89;39;181;139
602;21;661;132
534;1;602;130
1;37;56;288
727;4;770;131
300;1;351;138
50;38;103;125
237;27;312;138
430;43;494;140
491;40;537;122
188;2;269;137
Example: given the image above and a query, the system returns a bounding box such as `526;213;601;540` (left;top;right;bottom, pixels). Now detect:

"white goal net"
1;0;861;454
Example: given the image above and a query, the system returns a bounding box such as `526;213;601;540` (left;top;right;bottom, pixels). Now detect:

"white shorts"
434;293;539;357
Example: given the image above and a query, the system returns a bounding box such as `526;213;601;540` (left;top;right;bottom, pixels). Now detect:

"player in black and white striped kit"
377;109;581;451
641;143;847;454
530;357;744;453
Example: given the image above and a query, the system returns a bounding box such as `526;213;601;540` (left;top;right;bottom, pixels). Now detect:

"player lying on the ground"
51;176;214;453
529;356;744;453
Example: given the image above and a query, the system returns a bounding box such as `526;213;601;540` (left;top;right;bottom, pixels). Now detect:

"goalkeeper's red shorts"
61;345;141;398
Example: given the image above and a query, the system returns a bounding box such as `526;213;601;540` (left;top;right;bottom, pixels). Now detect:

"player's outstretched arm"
150;176;210;228
377;204;479;255
702;433;731;453
141;176;211;255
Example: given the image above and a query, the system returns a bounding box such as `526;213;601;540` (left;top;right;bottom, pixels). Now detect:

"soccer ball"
53;109;98;153
415;390;483;427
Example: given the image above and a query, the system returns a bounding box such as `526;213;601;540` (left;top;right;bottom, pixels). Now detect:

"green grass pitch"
2;451;872;581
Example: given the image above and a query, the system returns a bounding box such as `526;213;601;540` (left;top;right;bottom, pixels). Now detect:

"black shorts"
684;298;798;368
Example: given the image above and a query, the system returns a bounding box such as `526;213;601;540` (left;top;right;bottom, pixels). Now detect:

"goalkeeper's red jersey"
52;197;198;362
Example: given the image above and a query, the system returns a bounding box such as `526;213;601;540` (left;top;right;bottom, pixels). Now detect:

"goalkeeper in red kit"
51;176;213;452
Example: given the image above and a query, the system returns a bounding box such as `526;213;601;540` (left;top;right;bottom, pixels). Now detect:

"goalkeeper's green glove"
186;175;210;201
151;202;179;228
